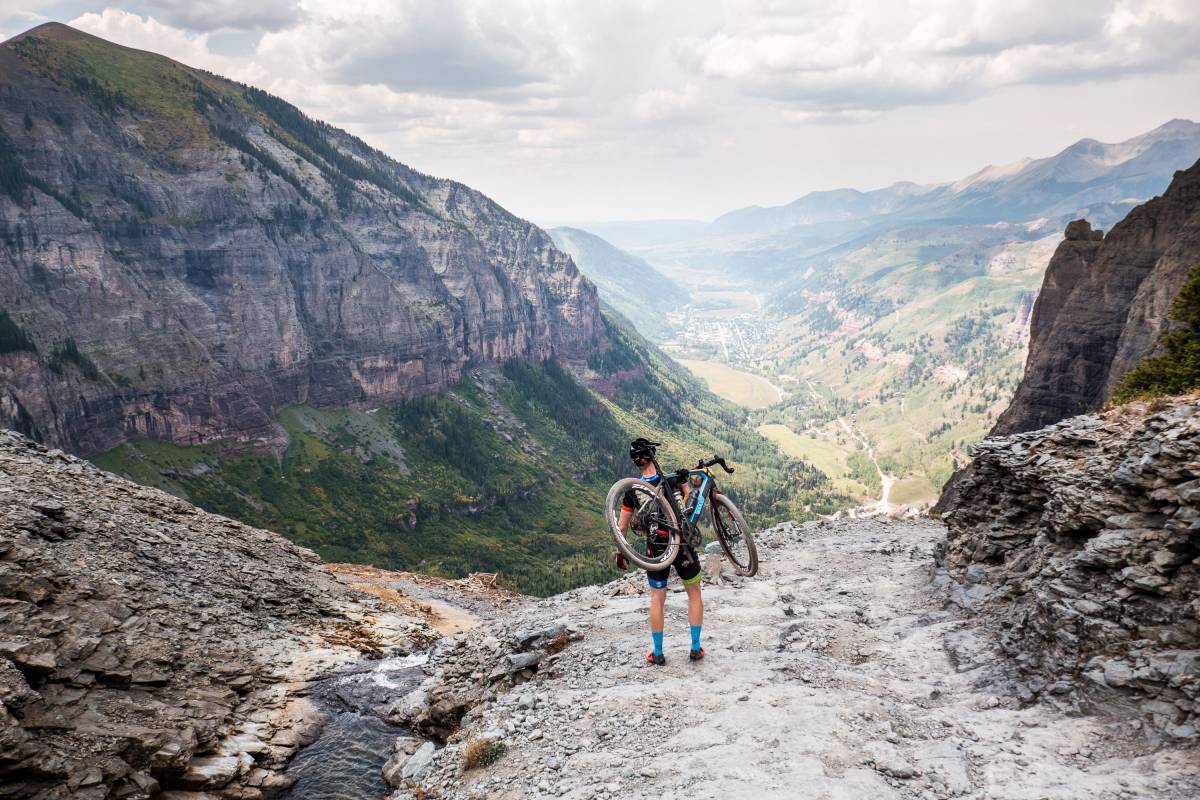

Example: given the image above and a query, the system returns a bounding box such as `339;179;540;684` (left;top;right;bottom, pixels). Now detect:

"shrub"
0;312;36;354
1110;264;1200;404
462;738;506;770
46;337;101;380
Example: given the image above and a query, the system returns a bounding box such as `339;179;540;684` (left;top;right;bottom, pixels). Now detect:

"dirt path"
398;519;1199;799
837;418;896;510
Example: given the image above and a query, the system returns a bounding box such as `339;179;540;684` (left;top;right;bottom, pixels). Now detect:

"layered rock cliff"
0;428;435;799
0;23;601;456
937;400;1199;738
991;158;1200;435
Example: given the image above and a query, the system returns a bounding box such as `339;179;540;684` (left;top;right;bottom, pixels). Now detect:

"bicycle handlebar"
697;455;735;474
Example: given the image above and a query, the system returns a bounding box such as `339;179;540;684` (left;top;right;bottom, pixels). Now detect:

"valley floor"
395;519;1198;800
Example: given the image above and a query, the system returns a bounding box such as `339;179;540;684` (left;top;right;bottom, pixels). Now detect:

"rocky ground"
0;430;437;799
387;518;1199;800
5;405;1198;800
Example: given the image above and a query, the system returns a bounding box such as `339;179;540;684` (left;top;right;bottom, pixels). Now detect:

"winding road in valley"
837;417;897;509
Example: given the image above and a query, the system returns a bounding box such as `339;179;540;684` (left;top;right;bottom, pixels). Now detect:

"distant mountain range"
586;119;1200;260
565;119;1200;509
712;119;1200;240
548;227;688;336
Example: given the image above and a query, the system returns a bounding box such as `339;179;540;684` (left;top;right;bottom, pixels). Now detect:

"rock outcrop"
938;399;1199;738
0;23;601;456
991;158;1200;436
0;428;433;799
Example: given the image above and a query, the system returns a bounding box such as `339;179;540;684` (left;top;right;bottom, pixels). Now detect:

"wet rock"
382;752;409;789
414;696;473;742
180;755;240;789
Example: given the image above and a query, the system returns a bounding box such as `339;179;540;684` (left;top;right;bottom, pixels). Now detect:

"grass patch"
755;424;850;478
8;27;228;150
675;358;781;409
889;476;938;505
463;738;506;770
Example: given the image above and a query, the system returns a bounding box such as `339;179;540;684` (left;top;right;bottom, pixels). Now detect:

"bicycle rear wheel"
605;478;680;572
712;493;758;577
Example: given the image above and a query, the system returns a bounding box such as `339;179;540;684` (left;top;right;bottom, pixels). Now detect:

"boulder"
400;741;437;781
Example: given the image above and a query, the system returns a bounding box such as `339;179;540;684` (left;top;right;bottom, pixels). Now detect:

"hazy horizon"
4;1;1199;223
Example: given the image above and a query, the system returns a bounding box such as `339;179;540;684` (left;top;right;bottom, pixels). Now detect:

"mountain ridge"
547;226;688;336
707;119;1200;240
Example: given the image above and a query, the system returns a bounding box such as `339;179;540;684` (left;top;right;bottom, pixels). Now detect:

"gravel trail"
395;519;1198;799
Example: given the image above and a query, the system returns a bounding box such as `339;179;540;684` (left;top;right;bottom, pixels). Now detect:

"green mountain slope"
95;311;849;596
549;227;689;336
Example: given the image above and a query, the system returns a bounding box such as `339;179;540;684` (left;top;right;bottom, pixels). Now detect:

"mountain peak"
2;21;81;43
949;157;1036;193
1133;118;1200;144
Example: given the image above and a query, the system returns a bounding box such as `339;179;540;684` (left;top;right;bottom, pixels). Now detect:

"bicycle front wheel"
712;492;758;577
605;478;680;572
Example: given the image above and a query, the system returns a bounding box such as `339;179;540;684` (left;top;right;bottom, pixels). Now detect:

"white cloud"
684;0;1200;112
13;0;1196;219
125;0;301;32
632;86;705;124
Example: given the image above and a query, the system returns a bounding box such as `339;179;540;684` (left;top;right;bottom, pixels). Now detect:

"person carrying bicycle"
615;438;705;666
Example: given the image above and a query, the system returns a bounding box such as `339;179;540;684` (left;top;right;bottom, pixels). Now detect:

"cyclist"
615;438;705;666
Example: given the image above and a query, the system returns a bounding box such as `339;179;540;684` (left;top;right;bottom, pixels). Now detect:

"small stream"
281;653;428;800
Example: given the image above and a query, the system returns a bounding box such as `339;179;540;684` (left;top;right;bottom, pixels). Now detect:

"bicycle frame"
645;457;718;536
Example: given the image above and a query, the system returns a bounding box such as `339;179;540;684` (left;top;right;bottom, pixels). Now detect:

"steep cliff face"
991;159;1200;435
933;161;1200;736
0;23;601;456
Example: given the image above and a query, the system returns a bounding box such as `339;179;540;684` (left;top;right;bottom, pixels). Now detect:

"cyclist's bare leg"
649;586;666;635
685;582;703;628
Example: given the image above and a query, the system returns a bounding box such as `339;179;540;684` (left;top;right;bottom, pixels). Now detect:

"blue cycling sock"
652;630;664;656
690;625;702;651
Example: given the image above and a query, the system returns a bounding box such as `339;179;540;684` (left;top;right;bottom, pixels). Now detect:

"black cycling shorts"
647;544;701;589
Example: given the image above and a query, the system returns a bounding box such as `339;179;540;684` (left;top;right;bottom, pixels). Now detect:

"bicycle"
604;453;759;578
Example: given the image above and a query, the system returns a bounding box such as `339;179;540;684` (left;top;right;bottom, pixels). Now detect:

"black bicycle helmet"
629;438;660;462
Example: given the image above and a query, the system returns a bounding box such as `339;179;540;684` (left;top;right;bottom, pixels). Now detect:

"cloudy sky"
2;1;1199;223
